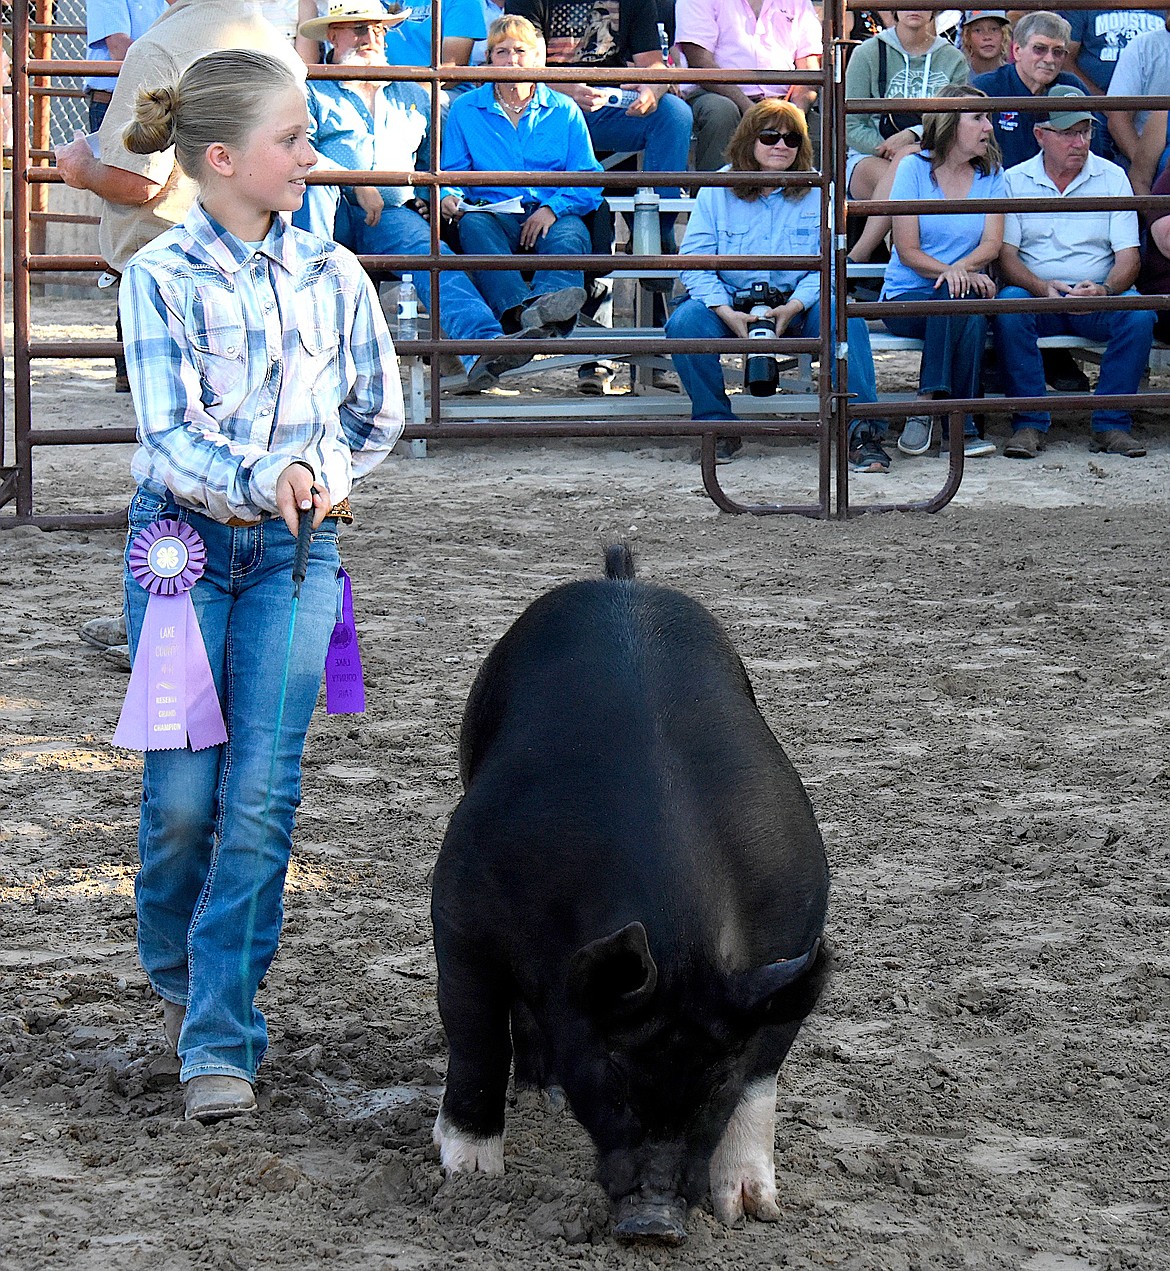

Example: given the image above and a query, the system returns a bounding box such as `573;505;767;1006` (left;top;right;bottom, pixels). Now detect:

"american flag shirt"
120;201;403;524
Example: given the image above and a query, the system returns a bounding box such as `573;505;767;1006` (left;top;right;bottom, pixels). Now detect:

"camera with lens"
733;281;792;397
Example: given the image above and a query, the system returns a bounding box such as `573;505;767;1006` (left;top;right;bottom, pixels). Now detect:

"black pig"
431;546;830;1242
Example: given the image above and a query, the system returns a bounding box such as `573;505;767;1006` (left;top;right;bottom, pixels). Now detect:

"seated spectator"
960;10;1010;77
674;0;822;172
1063;6;1163;98
469;0;507;67
386;0;487;68
1137;160;1170;342
664;100;889;470
1130;107;1170;194
504;0;692;250
295;2;540;389
845;10;970;264
972;12;1091;170
995;87;1155;459
975;10;1102;392
1105;14;1170;166
881;84;1002;458
440;16;600;335
851;11;895;44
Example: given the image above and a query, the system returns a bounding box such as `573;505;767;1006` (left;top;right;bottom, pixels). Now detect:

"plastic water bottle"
633;187;660;257
397;275;418;342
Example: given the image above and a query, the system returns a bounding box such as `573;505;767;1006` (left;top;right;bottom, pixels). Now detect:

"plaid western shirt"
120;202;403;525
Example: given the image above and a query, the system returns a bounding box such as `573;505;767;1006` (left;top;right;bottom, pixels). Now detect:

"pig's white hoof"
709;1076;782;1225
433;1108;505;1175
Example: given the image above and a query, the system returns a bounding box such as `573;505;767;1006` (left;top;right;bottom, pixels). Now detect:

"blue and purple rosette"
112;519;228;752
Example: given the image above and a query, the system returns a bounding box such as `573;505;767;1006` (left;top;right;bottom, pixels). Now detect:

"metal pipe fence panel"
4;0;1170;524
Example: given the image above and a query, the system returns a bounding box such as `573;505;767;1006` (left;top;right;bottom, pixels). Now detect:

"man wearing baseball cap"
994;85;1155;459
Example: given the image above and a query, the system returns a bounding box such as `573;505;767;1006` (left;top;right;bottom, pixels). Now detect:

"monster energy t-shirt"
505;0;660;66
1061;8;1163;90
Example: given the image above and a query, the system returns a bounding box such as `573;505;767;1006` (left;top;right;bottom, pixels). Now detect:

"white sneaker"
943;435;997;458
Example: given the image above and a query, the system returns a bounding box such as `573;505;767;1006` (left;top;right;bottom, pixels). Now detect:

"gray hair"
123;50;302;180
1013;11;1072;48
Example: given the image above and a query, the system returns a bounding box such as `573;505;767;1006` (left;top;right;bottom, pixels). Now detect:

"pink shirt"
675;0;822;99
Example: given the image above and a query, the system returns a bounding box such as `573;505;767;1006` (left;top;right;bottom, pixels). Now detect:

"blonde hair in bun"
123;84;180;156
121;49;301;180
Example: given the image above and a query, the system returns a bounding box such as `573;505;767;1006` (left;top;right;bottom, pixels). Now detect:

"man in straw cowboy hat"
296;1;548;389
298;0;487;71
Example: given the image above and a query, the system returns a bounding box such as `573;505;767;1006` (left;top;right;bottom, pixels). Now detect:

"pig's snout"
612;1192;688;1244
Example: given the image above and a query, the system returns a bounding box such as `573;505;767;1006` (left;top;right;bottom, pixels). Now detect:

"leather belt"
225;497;353;529
86;89;114;103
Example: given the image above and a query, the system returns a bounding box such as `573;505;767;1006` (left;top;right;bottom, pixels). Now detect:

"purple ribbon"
113;519;228;752
325;568;366;715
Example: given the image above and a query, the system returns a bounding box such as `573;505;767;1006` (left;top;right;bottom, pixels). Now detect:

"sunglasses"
756;129;801;148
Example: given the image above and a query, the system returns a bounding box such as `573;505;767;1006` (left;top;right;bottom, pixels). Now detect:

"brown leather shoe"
184;1075;256;1122
1090;429;1146;457
1004;427;1044;459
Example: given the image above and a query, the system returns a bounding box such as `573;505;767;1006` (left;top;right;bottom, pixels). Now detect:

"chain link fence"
45;0;88;145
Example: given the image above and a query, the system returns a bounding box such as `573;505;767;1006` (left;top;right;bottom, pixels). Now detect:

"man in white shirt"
996;86;1155;458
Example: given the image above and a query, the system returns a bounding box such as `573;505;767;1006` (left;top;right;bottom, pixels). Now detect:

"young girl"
118;49;403;1122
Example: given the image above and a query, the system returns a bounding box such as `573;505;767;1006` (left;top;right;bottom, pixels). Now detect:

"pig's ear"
567;921;658;1021
727;937;829;1022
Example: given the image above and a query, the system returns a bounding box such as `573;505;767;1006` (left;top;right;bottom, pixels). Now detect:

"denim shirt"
308;79;430;209
120;203;403;525
679;176;822;312
442;84;603;219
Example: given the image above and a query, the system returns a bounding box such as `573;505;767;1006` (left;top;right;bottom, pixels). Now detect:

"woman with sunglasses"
879;84;1003;458
666;99;889;470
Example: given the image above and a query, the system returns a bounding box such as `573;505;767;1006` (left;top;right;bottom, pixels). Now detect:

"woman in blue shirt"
881;84;1004;458
440;16;601;335
666;99;888;470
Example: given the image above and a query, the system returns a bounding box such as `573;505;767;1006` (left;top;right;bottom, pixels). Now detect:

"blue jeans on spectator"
584;95;693;245
665;297;883;438
123;488;340;1085
456;209;590;320
882;281;987;433
993;285;1156;432
295;190;503;372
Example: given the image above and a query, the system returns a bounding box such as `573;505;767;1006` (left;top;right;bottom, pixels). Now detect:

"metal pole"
12;0;33;517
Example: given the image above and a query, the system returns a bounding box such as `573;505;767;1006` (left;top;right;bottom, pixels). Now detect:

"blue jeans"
123;488;340;1084
455;209;589;319
584;95;693;241
882;281;987;432
993;285;1156;432
665;296;883;438
296;192;503;371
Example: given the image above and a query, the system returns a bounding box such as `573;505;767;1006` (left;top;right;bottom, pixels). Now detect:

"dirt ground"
1;297;1168;1270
